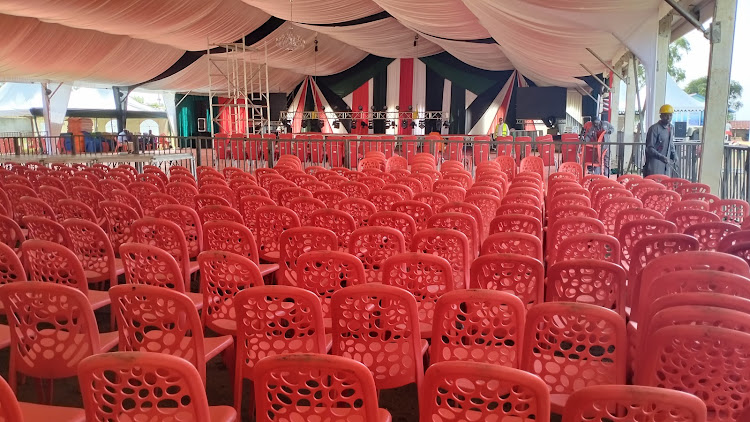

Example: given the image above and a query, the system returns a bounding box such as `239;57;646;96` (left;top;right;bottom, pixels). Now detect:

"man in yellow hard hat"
644;104;677;176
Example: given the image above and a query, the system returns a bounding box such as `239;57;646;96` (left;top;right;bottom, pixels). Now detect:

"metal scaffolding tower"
206;38;271;137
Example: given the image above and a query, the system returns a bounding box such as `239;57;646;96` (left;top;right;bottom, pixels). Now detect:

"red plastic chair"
19;196;56;222
547;217;606;264
521;302;626;414
339;181;370;200
558;162;584;183
119;241;203;305
194;193;231;209
348;227;405;283
391;200;433;231
254;353;390;422
628;232;700;298
22;215;71;248
443;172;472;190
381;252;454;338
0;241;25;288
519;155;544;180
489;214;543;238
618;219;678;271
310;189;345;209
718;230;750;252
711;199;750;225
0;282;117;400
637;325;750;422
640;189;681;216
255;205;300;262
154;204;202;260
413;191;449;211
368;189;403;212
427;212;480;259
546;259;627;315
132;217;197;285
127;182;160;216
108;189;143;218
675;182;711;195
669;199;711;215
592;188;634;214
285;196;322;225
310;208;356;251
78;351;235;421
65;176;97;196
598;198;643;236
109;284;233;383
197;205;243;225
683;191;720;205
561;385;707;422
557;233;621;264
0;215;23;254
471;253;544;308
612;207;662;241
331;284;424;391
358;175;385;193
496;203;543;222
294;250;366;319
330;197;371;228
197;251;264;337
584;174;610;191
165;181;199;208
634;252;750;323
63;218;123;289
548;194;591;213
278;227;337;286
98;201;139;253
431;289;525;367
367;210;416;247
38;185;67;216
667;209;721;233
233;286;329;419
434;185;466;202
547;205;598;230
238;195;275;233
57;199;96;223
481;232;543;261
684;222;740;251
0;371;85;421
421;361;551;422
71;186;106;225
412;228;471;289
234;184;269;204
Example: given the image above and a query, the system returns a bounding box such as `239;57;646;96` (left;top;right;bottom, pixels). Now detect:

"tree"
668;38;690;83
636;37;691;84
685;76;744;114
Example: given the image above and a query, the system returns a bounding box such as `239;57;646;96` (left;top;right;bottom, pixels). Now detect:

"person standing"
644;104;677;177
493;116;510;152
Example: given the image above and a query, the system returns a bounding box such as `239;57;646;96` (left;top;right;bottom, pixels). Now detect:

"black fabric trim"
317;81;352;134
415;29;497;45
299;11;392;27
135;17;286;87
424;66;444;134
316;55;394;98
449;83;465;134
372;69;387;134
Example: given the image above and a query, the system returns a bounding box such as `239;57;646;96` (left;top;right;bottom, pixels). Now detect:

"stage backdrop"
289;53;533;136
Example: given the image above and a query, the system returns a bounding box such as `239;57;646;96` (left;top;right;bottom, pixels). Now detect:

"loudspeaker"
674;121;687;138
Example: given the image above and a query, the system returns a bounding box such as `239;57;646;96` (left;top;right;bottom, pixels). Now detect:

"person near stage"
583;117;614;175
644;104;677;177
492;116;510;151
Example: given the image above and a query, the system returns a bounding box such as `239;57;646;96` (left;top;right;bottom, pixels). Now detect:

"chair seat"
259;251;280;263
204;335;234;361
0;324;10;349
208;405;238;422
99;331;120;352
86;260;125;283
207;319;236;337
259;263;279;277
187;292;204;311
87;289;112;311
420;321;432;339
550;393;569;415
189;260;200;275
274;407;390;422
19;402;86;422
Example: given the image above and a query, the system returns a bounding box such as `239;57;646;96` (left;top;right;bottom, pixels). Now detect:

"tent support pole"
699;0;738;194
623;54;638;172
579;64;609;92
585;48;627;83
663;0;710;39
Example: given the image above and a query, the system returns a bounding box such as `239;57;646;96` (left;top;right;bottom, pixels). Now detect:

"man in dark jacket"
644;104;677;176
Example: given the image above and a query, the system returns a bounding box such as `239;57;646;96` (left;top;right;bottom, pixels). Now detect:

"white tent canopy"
0;0;712;93
0;83;163;117
618;76;705;113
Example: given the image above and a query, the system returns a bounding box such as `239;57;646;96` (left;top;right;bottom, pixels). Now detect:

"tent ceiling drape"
0;0;681;92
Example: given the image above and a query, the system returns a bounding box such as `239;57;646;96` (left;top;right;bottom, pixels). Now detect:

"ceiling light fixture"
276;0;306;51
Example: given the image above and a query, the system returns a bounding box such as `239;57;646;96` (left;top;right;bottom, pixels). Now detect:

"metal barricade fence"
2;134;747;201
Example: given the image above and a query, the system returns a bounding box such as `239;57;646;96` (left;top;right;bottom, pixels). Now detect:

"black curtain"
372;69;387;134
424;66;444;134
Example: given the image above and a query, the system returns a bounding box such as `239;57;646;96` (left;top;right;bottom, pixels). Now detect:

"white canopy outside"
0;0;713;93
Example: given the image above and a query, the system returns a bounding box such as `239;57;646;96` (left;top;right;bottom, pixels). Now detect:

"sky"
679;0;749;120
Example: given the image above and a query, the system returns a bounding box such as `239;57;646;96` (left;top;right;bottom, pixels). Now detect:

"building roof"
730;121;750;130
